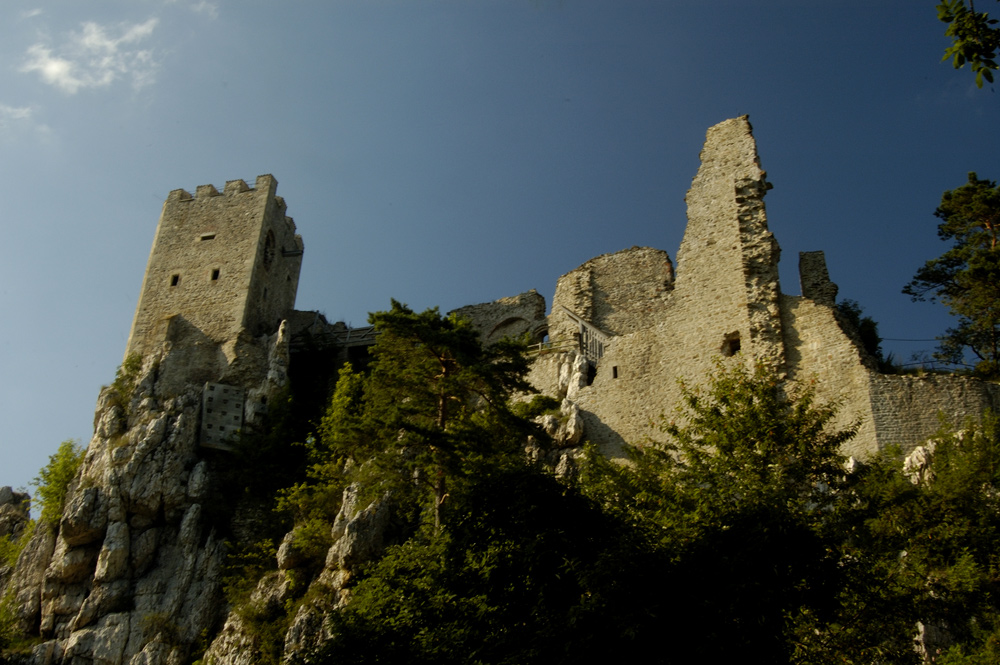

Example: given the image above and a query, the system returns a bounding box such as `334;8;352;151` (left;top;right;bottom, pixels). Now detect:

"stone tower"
125;174;304;360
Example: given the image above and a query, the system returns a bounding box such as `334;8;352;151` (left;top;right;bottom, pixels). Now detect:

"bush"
0;521;35;570
31;440;85;525
110;353;143;417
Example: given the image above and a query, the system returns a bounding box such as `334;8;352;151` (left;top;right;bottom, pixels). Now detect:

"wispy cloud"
0;103;50;140
0;104;33;127
21;9;43;19
190;2;219;19
21;18;159;94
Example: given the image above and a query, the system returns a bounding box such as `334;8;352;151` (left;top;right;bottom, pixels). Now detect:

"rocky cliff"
0;324;295;665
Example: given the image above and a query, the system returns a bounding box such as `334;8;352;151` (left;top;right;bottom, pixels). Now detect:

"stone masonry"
120;118;1000;465
125;175;303;361
528;116;1000;458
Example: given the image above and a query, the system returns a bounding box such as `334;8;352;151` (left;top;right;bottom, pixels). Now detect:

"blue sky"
1;1;997;492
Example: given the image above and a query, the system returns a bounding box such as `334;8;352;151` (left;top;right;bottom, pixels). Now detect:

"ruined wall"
532;116;1000;460
799;251;838;306
548;247;673;343
870;374;1000;451
125;175;303;360
552;117;786;456
780;294;879;458
672;115;783;369
450;290;548;345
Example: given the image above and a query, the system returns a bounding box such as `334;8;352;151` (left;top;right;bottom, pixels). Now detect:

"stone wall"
799;251;838;306
527;115;1000;460
450;290;547;345
780;294;879;458
870;374;1000;451
549;247;673;344
125;175;303;360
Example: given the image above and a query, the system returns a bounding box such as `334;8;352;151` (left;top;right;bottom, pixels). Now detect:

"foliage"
510;394;561;419
0;521;35;571
109;353;143;418
139;612;181;645
221;538;279;610
273;364;363;526
31;440;85;525
242;349;1000;663
309;466;665;665
0;592;16;651
892;415;1000;661
319;300;536;530
938;0;999;87
905;172;1000;377
583;362;866;662
285;518;333;569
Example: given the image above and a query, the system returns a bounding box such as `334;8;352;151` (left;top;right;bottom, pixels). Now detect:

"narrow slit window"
211;269;220;281
200;233;216;241
612;366;619;379
170;274;180;287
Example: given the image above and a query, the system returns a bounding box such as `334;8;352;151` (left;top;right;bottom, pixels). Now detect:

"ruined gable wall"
548;247;674;343
559;117;786;454
674;115;783;368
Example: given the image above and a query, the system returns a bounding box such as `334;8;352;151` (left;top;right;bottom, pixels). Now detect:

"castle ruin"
124;116;1000;459
6;115;1000;665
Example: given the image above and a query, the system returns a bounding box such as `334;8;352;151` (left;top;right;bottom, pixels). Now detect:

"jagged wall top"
674;115;783;367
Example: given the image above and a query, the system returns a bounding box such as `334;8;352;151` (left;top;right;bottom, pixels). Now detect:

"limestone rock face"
0;487;30;539
1;325;292;665
203;484;392;664
0;487;31;582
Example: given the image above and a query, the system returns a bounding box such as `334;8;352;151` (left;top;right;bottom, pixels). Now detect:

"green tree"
31;439;85;525
938;0;999;88
350;300;535;530
310;464;673;665
904;172;1000;377
584;362;873;662
295;360;1000;663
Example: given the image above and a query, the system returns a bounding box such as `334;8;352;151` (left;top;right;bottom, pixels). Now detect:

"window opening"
721;332;741;357
263;230;276;270
612;366;618;379
200;233;216;241
170;274;180;287
211;269;220;281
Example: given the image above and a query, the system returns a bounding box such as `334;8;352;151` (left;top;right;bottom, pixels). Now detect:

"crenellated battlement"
165;175;281;204
225;179;250;195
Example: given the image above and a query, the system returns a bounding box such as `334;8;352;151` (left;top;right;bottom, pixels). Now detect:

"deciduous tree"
938;0;999;87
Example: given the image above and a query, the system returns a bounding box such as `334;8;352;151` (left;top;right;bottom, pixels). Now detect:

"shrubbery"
31;440;85;525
